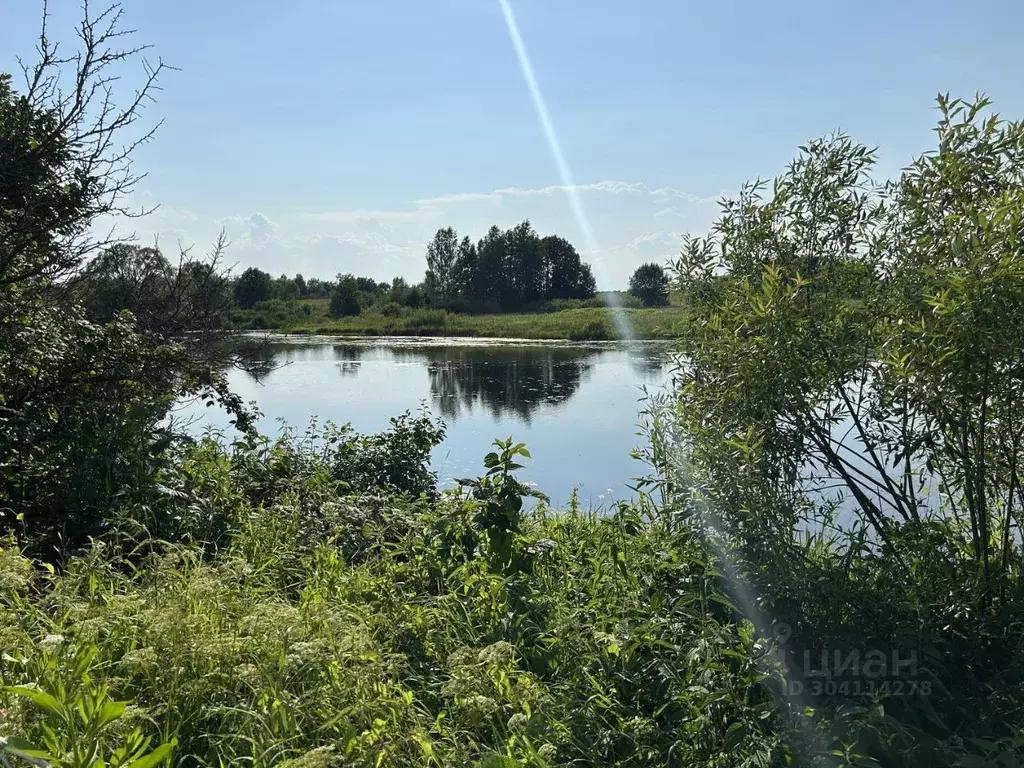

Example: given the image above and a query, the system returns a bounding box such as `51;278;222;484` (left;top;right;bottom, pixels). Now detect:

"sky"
2;0;1023;289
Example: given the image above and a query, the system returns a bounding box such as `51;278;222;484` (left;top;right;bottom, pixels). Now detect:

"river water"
175;337;674;508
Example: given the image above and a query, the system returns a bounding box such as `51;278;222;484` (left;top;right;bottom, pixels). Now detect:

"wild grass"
231;300;687;341
3;421;1024;766
0;432;782;768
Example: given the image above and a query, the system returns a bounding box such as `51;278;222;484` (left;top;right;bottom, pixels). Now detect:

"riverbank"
231;301;687;340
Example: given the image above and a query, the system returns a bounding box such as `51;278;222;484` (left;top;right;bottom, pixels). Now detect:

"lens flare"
497;4;837;759
496;0;633;343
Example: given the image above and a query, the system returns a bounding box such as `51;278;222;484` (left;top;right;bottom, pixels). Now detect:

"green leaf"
124;741;176;768
724;722;748;750
5;685;64;718
97;699;128;728
0;736;53;761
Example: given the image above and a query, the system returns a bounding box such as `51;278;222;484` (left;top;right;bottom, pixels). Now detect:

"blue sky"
3;0;1022;288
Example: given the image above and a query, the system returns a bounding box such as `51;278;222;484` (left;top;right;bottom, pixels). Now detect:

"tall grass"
232;300;686;341
3;422;1023;766
0;434;783;767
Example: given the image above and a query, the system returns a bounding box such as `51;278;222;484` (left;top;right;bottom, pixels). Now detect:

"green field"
232;299;688;341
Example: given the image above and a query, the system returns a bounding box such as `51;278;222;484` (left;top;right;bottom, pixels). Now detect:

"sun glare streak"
496;3;837;757
496;0;633;343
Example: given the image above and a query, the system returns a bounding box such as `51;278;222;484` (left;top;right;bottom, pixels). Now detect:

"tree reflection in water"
333;344;361;377
397;345;597;423
235;341;668;424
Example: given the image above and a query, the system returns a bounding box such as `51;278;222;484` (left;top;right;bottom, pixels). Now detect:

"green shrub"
406;308;450;331
376;301;409;318
0;438;789;768
328;279;361;318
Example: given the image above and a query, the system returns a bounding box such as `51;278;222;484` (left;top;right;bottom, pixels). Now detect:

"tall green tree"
329;274;361;317
454;236;479;299
475;226;507;306
542;235;596;300
629;263;670;306
234;266;272;308
78;244;173;323
78;241;234;342
0;7;247;549
670;95;1024;607
424;222;596;309
425;226;459;303
506;220;545;305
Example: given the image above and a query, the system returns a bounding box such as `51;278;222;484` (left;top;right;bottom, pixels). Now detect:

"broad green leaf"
124;741;176;768
5;686;64;718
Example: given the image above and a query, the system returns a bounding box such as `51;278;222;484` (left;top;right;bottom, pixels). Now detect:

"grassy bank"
231;299;687;341
0;424;781;768
5;420;1021;767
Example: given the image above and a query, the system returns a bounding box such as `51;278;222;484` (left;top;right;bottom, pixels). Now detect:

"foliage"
0;434;792;768
75;239;250;379
77;243;232;337
0;5;250;556
2;652;176;768
234;267;273;309
542;235;597;301
664;94;1024;765
0;305;238;552
0;8;165;293
328;275;362;318
456;439;549;572
425;222;597;311
426;227;460;304
628;264;669;307
4;3;1024;761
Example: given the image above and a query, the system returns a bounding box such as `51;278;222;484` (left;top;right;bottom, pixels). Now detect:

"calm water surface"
177;337;673;508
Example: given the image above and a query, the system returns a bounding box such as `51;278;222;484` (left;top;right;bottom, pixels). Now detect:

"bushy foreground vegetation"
0;429;788;768
4;419;1024;768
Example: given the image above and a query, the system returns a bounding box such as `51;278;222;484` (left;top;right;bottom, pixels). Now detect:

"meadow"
230;299;688;341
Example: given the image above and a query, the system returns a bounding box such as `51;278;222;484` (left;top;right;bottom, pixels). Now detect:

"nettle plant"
458;439;548;573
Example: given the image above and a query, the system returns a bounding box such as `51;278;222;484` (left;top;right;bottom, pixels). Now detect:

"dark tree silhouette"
234;267;273;308
629;262;670;307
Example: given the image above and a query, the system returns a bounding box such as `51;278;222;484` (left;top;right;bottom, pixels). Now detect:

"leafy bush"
329;278;361;318
661;95;1024;764
628;264;670;307
376;301;410;318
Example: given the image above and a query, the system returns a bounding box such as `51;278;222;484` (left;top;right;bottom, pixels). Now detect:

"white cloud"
247;213;278;243
415;180;719;207
302;210;426;223
631;231;682;248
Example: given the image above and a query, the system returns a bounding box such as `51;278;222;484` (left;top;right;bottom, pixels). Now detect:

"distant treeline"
228;220;669;321
73;222;669;330
234;219;600;318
